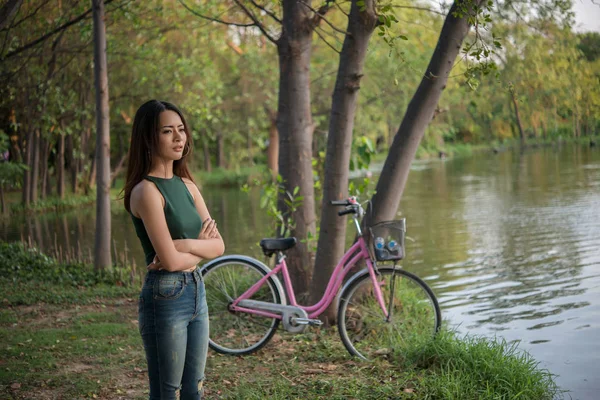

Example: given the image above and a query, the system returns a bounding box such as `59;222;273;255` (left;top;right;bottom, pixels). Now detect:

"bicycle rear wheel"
337;267;441;361
201;257;283;355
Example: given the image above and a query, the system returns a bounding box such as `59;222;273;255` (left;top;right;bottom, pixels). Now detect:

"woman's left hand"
147;254;163;271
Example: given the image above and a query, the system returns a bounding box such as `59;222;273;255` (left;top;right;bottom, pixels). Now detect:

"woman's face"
155;110;187;161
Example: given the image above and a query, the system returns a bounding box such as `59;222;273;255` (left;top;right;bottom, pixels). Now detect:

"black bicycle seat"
259;237;297;256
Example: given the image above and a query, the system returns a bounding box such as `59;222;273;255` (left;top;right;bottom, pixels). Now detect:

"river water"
2;143;599;399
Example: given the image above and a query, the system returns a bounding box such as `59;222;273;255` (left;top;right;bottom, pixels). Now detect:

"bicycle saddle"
259;237;297;256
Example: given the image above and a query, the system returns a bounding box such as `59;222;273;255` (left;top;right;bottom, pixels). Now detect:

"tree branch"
0;0;23;31
2;0;115;60
232;0;278;44
177;0;255;27
392;5;445;16
1;0;48;32
298;0;350;35
248;0;281;24
314;27;341;53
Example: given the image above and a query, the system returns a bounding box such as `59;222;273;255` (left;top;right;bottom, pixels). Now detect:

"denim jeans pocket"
154;277;186;300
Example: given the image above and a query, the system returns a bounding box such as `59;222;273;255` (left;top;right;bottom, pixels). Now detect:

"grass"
0;242;563;399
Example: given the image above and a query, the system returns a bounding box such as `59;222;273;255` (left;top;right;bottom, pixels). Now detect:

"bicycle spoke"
203;259;282;355
338;268;440;360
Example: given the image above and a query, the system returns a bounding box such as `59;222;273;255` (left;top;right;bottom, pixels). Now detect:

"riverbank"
0;243;562;399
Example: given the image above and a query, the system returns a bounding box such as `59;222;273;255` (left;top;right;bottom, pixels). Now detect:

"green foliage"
9;192;96;214
242;174;304;237
0;242;132;289
350;136;376;172
0;132;27;189
577;32;600;62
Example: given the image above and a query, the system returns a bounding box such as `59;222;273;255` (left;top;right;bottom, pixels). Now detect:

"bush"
0;242;127;287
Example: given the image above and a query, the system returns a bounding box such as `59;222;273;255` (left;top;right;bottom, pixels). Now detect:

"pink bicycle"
200;197;441;360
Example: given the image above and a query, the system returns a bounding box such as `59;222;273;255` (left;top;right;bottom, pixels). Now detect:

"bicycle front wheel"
338;267;441;361
202;257;283;355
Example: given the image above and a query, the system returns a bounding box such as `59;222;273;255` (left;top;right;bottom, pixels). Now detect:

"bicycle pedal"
291;317;323;326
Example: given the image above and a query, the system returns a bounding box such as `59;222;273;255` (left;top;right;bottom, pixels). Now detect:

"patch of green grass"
0;300;146;399
402;330;562;400
0;246;561;400
0;242;138;304
8;192;96;214
1;280;137;305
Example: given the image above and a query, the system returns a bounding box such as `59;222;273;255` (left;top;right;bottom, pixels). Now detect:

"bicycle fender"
200;255;287;305
336;266;401;312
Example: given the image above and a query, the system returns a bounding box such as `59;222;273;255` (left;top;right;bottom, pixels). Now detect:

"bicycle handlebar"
338;208;355;216
331;200;349;206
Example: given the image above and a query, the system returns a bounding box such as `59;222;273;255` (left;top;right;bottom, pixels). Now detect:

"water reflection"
1;143;599;399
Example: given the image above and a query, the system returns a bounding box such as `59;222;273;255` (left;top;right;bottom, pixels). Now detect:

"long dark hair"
123;100;195;212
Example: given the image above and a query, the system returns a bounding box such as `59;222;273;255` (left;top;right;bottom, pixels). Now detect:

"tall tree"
310;0;379;318
92;0;111;270
364;0;486;227
275;0;322;296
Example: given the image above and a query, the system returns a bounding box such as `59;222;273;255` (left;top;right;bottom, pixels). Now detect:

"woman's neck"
148;160;174;179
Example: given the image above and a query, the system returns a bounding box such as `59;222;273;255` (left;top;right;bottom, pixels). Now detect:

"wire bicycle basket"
368;219;406;262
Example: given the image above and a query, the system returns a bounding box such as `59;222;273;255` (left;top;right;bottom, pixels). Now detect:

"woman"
123;100;224;399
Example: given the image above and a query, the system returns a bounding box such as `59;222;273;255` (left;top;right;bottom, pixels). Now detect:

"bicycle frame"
230;236;390;320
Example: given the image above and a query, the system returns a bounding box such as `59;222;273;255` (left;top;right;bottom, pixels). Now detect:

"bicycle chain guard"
236;299;309;333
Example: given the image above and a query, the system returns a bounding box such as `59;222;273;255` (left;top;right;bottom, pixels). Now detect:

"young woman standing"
123;100;224;399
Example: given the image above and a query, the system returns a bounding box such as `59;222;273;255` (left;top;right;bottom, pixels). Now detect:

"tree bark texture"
276;0;318;297
92;0;112;270
310;0;379;321
58;133;65;198
266;108;279;179
511;90;525;144
30;128;40;203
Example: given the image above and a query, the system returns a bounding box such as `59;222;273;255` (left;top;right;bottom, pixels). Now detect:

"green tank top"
131;175;203;265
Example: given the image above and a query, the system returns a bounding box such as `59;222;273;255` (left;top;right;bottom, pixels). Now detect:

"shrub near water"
402;330;562;400
0;242;137;305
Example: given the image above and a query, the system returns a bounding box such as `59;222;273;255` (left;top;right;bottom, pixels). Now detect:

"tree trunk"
22;127;32;205
510;90;525;144
80;125;92;194
87;154;96;191
310;0;378;322
92;0;112;270
216;130;224;168
57;132;65;199
266;107;279;179
202;136;211;172
65;133;77;194
39;137;49;199
30;128;40;203
364;0;484;227
275;0;318;298
0;185;5;214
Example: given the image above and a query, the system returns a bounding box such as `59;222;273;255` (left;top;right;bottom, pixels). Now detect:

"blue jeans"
138;268;209;400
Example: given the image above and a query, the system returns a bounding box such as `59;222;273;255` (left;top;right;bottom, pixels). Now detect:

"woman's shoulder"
181;177;195;185
131;179;161;208
181;177;200;199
